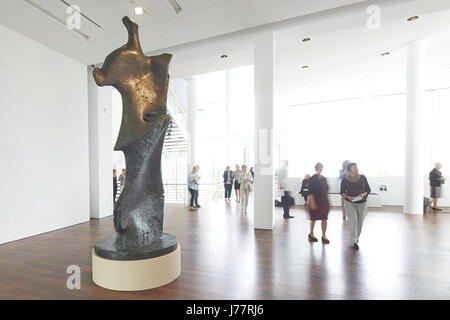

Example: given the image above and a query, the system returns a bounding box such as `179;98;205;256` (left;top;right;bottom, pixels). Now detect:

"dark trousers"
189;188;199;207
283;204;291;217
224;183;232;199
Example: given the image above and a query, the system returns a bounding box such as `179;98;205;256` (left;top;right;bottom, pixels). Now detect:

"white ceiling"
0;0;363;65
148;0;450;82
2;0;450;107
274;0;450;106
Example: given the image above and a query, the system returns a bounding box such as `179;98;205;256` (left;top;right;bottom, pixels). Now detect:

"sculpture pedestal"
92;244;180;291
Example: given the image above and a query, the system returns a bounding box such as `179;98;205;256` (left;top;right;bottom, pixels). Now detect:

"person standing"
281;191;295;219
188;166;201;208
307;163;330;244
340;162;371;250
429;163;445;211
223;166;234;201
234;164;242;203
340;160;350;220
113;169;118;203
299;173;311;205
118;168;126;194
238;164;253;213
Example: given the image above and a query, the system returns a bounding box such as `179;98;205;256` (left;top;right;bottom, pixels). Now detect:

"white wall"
284;176;450;207
88;67;113;219
0;25;90;244
112;88;125;172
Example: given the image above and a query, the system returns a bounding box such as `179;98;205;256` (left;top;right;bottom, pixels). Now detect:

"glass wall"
286;88;450;178
194;66;255;194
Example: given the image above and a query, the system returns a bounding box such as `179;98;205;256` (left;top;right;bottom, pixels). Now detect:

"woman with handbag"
307;162;330;244
239;164;253;213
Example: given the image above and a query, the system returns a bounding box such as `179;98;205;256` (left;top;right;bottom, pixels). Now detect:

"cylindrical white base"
92;244;180;291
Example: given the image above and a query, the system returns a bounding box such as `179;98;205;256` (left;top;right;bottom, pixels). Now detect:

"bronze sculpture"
93;16;177;260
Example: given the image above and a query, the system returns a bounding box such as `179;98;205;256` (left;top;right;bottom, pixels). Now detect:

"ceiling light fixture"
302;37;311;43
130;1;148;15
407;16;419;22
135;6;144;15
165;0;183;15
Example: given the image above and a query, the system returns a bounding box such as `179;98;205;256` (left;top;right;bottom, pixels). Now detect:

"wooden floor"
1;199;450;300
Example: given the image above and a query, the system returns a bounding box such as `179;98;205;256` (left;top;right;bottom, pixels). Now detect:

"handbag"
249;181;254;192
307;194;317;210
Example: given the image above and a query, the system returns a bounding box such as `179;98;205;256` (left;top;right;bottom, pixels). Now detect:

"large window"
195;66;255;184
286;88;450;178
430;89;450;169
287;94;406;177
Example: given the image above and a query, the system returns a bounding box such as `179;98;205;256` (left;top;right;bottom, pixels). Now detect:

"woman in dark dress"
307;163;330;244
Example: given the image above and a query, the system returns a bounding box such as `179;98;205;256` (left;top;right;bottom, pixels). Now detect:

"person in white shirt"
238;164;253;213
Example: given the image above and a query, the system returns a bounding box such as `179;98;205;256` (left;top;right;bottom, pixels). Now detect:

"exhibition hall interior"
2;0;450;300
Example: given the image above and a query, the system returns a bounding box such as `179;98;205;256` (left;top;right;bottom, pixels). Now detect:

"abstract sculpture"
92;16;177;261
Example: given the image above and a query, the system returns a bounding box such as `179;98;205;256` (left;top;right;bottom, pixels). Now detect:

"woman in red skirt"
307;162;330;244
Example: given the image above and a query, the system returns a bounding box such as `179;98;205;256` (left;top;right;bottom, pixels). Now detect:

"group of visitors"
298;160;446;249
113;159;445;250
188;164;255;213
112;168;126;202
300;161;371;250
223;164;255;213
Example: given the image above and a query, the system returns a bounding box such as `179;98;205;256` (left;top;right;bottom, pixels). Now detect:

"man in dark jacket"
223;166;234;201
430;163;445;211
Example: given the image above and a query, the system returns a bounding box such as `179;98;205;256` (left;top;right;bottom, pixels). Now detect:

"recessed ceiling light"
135;6;144;15
407;16;419;22
220;54;228;59
301;65;309;69
381;52;390;56
302;37;311;43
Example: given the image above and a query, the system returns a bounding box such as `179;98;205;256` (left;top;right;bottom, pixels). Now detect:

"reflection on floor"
1;200;450;299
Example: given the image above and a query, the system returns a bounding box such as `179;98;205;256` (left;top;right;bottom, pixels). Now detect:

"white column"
186;77;198;206
254;32;274;230
87;66;113;218
404;40;427;214
186;77;198;169
225;69;232;164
